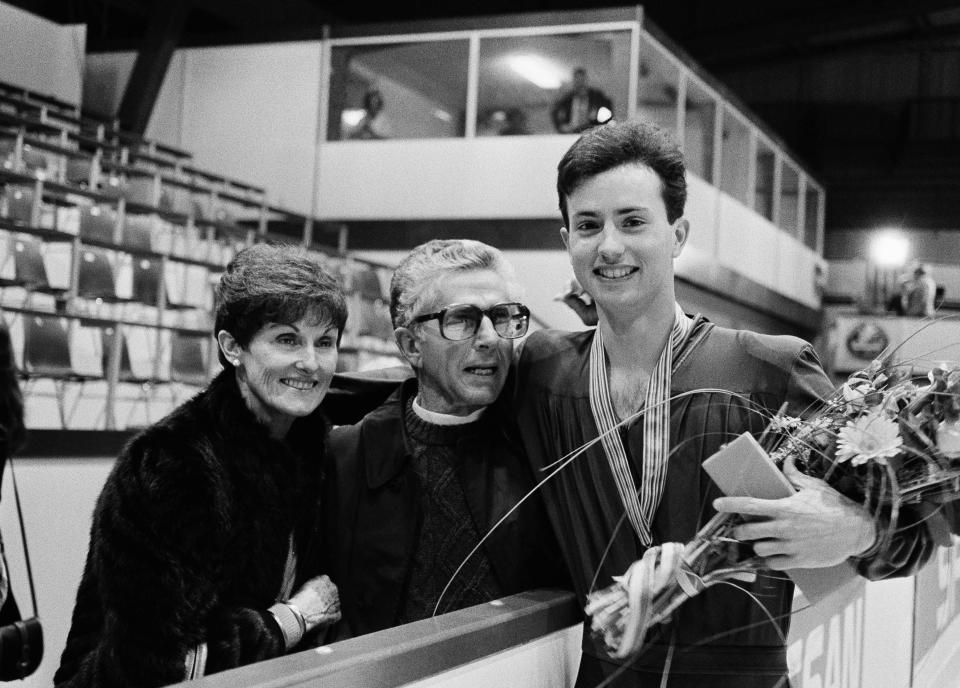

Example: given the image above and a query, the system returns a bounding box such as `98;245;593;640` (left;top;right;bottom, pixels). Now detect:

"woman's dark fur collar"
198;368;330;450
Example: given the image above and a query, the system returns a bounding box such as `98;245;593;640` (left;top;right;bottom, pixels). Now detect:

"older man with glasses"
325;239;566;638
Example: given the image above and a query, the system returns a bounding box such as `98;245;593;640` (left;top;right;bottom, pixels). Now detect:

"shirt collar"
412;396;485;425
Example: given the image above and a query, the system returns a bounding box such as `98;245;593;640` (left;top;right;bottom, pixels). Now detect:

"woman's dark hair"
214;243;348;368
557;119;687;225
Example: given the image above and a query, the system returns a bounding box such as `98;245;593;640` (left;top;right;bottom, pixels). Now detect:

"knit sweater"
399;400;504;623
326;377;568;638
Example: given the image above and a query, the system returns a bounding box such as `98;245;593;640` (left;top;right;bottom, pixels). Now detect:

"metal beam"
117;0;191;135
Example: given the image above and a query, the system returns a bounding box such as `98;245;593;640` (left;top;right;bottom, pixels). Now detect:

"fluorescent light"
869;230;909;268
506;54;565;90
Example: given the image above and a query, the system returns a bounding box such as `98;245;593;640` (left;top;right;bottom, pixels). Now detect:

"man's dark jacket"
325;378;568;637
551;87;613;132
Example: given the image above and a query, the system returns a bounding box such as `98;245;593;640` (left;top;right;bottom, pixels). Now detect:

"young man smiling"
512;120;932;687
326;239;564;637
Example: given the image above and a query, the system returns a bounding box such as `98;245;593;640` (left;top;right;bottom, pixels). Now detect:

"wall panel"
0;2;85;105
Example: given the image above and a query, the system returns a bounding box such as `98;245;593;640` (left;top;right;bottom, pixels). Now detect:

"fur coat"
54;370;331;688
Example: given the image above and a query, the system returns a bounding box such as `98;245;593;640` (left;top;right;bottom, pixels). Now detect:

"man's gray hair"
389;239;520;328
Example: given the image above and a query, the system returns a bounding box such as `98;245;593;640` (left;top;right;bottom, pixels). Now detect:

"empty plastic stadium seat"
2;185;34;224
15;143;48;174
1;236;68;295
354;267;393;338
101;326;168;384
123;175;158;206
22;313;73;378
170;332;209;386
78;203;117;243
18;312;105;427
122;214;155;251
131;256;162;306
0;138;15;169
77;247;125;302
65;157;95;187
164;262;211;310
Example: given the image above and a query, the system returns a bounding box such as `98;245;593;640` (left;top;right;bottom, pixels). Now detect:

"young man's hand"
712;457;878;570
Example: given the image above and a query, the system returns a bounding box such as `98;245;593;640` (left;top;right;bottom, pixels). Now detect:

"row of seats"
0;79;192;172
0;233;213;311
7;310;210;427
2;83;405;429
10;313;208;383
1;128;263;234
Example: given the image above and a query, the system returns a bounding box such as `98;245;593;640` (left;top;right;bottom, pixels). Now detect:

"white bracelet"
268;602;304;650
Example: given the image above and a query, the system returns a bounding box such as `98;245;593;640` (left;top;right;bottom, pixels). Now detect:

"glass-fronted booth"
322;18;825;255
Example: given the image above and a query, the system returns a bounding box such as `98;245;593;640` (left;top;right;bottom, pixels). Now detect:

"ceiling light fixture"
506;54;565;90
869;229;910;268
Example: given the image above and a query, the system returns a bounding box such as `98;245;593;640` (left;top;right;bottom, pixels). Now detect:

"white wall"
10;450;960;688
84;42;323;214
1;456;115;688
316;135;576;221
175;43;322;213
0;1;85;105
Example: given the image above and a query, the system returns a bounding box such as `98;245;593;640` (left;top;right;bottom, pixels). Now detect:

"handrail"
173;589;580;688
3;305;210;337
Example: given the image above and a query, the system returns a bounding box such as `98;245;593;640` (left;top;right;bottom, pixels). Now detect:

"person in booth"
899;262;937;317
325;239;566;637
55;244;343;688
512;119;933;687
551;66;614;134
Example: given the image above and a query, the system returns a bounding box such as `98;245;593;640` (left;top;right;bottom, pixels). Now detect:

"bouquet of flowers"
586;359;960;659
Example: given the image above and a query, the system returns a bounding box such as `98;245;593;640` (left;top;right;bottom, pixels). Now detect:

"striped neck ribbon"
588;303;693;546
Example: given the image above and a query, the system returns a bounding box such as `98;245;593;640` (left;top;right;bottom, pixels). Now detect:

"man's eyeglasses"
410;302;530;341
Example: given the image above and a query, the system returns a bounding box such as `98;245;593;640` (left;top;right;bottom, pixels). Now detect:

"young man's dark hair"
556;119;687;226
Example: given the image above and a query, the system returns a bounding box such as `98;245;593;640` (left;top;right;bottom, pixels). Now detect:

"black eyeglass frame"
410;302;531;341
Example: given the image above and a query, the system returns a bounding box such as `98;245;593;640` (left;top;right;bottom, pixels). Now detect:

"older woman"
55;244;346;687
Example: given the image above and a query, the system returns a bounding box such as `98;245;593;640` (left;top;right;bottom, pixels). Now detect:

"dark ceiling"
10;0;960;235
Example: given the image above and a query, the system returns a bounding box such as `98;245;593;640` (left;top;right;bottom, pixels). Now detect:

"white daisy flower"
835;412;903;466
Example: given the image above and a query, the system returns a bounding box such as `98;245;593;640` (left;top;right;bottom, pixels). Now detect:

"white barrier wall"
828;314;960;374
913;542;960;688
0;1;85;105
9;454;960;688
316;136;575;220
0;456;115;688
